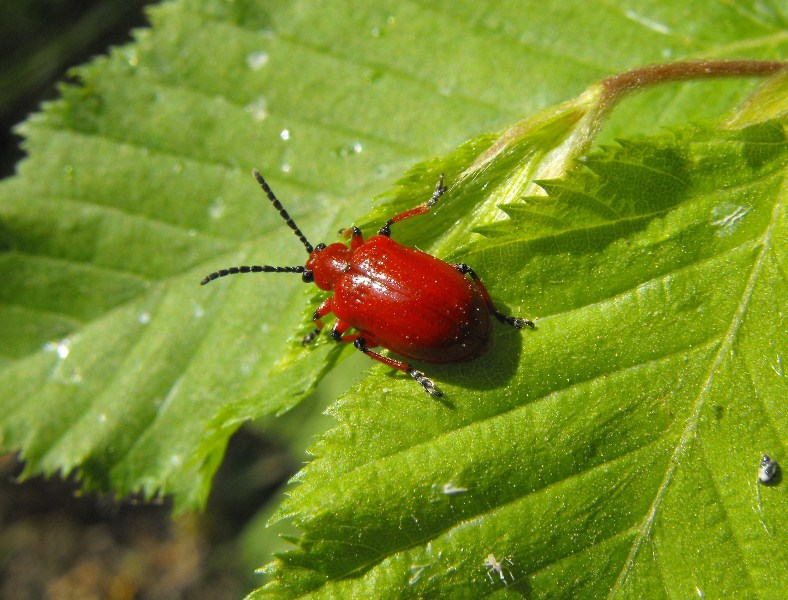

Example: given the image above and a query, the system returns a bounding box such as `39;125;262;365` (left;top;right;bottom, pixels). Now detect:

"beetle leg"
338;225;366;251
352;337;443;397
452;263;535;329
303;297;334;345
349;226;365;251
337;334;443;396
330;319;352;341
378;174;447;236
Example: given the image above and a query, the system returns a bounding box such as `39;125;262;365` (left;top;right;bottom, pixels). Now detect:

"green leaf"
259;116;787;597
0;0;786;515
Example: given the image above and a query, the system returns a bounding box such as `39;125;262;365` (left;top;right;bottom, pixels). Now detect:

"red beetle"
201;170;534;396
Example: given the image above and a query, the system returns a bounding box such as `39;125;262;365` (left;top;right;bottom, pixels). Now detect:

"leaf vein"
607;183;782;597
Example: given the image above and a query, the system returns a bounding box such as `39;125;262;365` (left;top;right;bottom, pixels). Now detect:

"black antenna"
201;264;305;286
200;170;315;286
252;169;313;253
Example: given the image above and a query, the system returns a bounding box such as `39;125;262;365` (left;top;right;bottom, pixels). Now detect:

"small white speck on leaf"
246;50;270;70
758;454;779;484
442;483;468;495
711;203;751;236
484;553;514;584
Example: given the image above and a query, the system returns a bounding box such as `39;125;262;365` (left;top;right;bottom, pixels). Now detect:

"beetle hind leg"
352;337;443;397
453;263;535;329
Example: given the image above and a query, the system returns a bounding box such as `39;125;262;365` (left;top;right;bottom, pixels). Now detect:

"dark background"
1;0;149;176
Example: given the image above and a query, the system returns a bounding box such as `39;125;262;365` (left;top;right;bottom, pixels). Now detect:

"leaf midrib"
607;179;783;598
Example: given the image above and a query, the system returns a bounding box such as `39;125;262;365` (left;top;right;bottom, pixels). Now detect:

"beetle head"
304;242;350;291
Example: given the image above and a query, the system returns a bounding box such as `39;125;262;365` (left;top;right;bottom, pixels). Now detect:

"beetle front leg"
352;337;443;397
338;225;365;251
349;226;365;251
453;263;535;329
379;174;447;236
303;297;334;345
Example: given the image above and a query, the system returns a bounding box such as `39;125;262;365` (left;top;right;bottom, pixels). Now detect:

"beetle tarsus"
427;173;447;207
408;368;443;397
302;329;320;345
495;312;535;329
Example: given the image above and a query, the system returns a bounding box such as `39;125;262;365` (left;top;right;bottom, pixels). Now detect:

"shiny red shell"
201;170;534;396
306;235;492;363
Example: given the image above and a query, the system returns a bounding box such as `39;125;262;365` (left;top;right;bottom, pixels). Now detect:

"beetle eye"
315;243;327;251
302;270;314;283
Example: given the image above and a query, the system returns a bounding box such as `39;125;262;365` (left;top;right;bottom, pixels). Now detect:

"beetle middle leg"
349;336;443;397
453;263;535;329
378;174;447;236
302;297;334;345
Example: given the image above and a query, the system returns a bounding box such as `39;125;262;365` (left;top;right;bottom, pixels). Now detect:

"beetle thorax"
305;243;351;291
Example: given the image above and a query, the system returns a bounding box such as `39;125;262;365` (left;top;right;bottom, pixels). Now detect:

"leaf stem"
461;59;786;229
600;59;787;108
